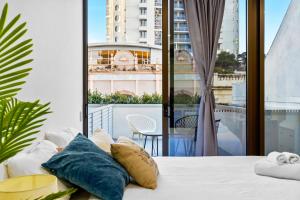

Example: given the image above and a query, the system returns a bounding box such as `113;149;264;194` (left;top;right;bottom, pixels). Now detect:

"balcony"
139;37;147;43
139;26;147;31
174;16;186;21
139;14;147;19
174;38;190;43
174;4;184;10
88;103;247;156
139;2;147;8
174;27;189;32
155;1;162;7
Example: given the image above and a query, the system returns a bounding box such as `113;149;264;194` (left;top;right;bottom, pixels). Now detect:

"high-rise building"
173;0;239;55
106;0;162;46
106;0;239;55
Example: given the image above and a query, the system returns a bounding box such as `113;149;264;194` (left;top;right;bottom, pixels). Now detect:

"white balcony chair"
126;114;157;143
126;114;162;156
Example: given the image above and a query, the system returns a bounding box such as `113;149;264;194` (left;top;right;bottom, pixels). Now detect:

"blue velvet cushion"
42;134;130;200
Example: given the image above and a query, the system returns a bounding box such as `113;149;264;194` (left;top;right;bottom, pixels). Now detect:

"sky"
88;0;291;53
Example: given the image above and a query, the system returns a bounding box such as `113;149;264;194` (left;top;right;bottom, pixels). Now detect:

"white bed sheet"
90;157;300;200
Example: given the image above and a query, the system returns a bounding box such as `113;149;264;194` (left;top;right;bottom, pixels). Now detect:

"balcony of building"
139;1;147;8
174;26;189;32
174;15;186;21
155;0;162;7
174;37;190;43
174;3;185;10
88;103;247;157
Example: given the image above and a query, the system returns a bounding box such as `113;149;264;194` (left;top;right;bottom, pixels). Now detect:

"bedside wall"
0;0;84;132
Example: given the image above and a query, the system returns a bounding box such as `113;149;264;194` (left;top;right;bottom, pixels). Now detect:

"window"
140;8;147;15
170;0;247;156
88;0;163;156
264;0;297;154
140;19;147;26
140;31;147;38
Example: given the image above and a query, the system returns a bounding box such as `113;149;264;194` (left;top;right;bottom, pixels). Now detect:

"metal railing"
174;38;190;43
174;4;184;9
174;16;186;20
174;27;189;32
88;105;113;137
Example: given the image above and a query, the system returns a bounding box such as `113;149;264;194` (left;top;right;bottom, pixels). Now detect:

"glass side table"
0;174;58;200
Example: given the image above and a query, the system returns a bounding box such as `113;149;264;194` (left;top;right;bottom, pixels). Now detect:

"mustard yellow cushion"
111;137;159;189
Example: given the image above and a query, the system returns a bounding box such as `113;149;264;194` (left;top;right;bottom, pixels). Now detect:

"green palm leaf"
0;98;51;163
0;3;51;163
0;3;33;100
33;188;77;200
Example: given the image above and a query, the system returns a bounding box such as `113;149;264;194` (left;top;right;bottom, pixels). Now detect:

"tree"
214;51;239;74
237;52;247;71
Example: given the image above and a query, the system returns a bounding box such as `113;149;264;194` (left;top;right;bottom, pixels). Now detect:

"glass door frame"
82;0;265;156
247;0;265;155
83;0;88;137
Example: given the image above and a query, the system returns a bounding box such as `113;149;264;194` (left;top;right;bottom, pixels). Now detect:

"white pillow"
91;129;114;153
0;163;8;181
64;127;81;138
7;140;58;177
7;140;70;199
45;131;74;148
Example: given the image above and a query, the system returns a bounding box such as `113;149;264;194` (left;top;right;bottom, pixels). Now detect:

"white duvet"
89;157;300;200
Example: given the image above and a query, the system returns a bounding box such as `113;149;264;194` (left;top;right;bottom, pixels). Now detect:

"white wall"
0;0;83;132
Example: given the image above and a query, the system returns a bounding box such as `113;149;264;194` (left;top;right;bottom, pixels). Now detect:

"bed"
83;156;300;200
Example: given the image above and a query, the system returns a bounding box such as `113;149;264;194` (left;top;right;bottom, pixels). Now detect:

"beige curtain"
184;0;225;156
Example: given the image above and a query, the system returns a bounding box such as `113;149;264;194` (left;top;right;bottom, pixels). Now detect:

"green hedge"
88;91;162;104
88;91;200;105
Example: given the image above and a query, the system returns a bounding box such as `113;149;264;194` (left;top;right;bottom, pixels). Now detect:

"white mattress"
89;157;300;200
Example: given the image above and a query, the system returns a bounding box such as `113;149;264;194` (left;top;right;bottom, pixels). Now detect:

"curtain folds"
184;0;225;156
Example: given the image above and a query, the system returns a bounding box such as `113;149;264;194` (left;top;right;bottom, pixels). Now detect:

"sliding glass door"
168;0;247;156
264;0;300;154
84;0;276;156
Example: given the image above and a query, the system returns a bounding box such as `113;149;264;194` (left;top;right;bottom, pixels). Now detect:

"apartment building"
106;0;239;55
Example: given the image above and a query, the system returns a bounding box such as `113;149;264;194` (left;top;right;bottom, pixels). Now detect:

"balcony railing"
155;1;162;7
174;16;186;20
174;27;189;32
88;104;247;156
174;4;184;9
88;105;113;137
174;38;190;43
89;64;162;73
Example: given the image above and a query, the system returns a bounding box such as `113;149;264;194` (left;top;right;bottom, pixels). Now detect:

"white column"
135;80;139;95
111;80;114;94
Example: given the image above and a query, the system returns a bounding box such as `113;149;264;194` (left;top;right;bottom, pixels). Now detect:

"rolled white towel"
283;152;300;164
255;159;300;181
267;151;288;165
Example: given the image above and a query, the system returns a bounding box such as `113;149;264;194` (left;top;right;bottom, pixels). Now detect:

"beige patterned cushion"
91;129;114;154
111;137;159;189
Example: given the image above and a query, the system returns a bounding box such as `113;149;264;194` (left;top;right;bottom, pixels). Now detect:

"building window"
115;26;119;32
140;31;147;38
140;8;147;15
115;5;119;11
140;19;147;26
115;15;119;21
115;37;118;42
140;0;146;3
